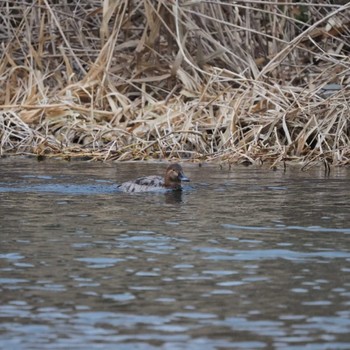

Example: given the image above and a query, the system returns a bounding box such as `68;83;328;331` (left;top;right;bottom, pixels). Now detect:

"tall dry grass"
0;0;349;166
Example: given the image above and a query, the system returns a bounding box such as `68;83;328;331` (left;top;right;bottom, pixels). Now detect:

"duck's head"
164;163;190;189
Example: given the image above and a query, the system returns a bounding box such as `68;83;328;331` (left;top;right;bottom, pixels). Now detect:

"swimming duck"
118;163;190;193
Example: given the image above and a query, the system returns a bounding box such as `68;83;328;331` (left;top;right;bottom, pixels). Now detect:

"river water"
0;158;349;349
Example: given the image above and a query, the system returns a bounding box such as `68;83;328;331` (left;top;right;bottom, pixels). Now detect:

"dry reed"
0;0;349;167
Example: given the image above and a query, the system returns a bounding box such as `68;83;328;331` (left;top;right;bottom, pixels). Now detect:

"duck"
117;163;190;193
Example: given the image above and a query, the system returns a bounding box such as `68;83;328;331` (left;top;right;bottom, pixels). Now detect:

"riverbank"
1;1;349;166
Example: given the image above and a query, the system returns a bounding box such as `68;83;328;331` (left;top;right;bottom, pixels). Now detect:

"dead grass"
0;0;349;167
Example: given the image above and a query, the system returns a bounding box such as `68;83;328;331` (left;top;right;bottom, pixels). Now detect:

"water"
0;158;349;349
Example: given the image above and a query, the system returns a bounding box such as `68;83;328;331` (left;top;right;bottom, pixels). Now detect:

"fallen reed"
0;0;349;166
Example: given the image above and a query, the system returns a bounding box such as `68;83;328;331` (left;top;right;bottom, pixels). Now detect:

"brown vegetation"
0;0;349;167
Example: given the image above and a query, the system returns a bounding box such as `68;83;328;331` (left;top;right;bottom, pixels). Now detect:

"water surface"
1;158;350;349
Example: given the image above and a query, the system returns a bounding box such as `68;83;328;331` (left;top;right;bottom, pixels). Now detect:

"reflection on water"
0;158;350;349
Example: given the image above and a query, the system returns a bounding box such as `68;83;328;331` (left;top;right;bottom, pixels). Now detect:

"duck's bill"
179;174;190;182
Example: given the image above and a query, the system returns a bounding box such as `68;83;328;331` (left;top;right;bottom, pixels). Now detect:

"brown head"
164;163;190;190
